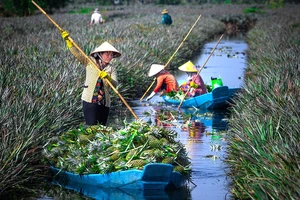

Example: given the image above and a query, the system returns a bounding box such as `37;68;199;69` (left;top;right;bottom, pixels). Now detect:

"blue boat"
51;181;189;200
162;86;241;109
51;163;188;192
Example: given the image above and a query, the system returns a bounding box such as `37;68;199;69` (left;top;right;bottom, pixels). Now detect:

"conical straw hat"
178;61;197;72
161;9;168;14
90;41;121;58
148;64;165;77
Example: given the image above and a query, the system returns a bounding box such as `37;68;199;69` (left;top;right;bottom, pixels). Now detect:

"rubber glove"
190;81;198;89
60;30;73;48
99;71;112;82
146;91;156;101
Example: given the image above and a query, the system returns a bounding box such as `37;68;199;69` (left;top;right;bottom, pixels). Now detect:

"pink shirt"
187;74;207;95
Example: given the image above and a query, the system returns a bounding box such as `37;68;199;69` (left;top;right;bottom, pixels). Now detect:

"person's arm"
146;75;164;101
108;66;118;87
146;91;156;101
90;14;94;25
153;75;164;93
99;14;103;23
60;31;90;66
161;15;166;24
193;75;207;94
169;15;172;25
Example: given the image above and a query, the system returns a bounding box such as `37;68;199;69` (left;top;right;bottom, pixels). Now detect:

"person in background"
179;61;207;97
61;31;121;125
146;64;178;101
160;9;172;25
90;8;103;25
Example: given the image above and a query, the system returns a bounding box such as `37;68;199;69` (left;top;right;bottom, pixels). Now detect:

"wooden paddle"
140;14;202;102
177;34;224;110
32;0;139;120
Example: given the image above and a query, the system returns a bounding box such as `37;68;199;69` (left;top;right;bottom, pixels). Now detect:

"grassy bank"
0;2;299;199
0;4;225;198
226;4;300;199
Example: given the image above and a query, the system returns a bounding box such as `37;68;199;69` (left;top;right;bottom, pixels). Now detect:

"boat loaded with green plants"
163;78;241;109
43;121;192;193
1;1;299;199
163;86;241;109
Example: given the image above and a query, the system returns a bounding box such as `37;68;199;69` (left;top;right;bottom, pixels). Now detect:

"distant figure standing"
90;8;103;25
160;9;172;25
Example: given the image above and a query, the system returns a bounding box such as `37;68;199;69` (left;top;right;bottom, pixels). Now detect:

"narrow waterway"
174;33;247;88
110;33;248;200
39;34;247;200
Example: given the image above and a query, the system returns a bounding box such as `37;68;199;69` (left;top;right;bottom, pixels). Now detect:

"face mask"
93;53;104;62
187;72;193;78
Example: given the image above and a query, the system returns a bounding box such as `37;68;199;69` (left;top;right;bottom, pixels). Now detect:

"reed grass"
0;4;226;197
1;2;298;199
227;4;300;199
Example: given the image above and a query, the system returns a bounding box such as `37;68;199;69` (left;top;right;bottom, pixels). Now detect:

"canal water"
40;34;247;200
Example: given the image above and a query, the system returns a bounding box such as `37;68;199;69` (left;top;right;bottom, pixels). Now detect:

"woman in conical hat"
146;64;178;101
179;61;207;97
61;30;121;125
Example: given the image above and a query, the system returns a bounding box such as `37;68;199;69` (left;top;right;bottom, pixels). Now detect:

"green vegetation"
0;2;299;199
68;7;94;14
226;4;300;199
244;6;265;14
0;0;68;16
0;4;224;198
43;121;191;179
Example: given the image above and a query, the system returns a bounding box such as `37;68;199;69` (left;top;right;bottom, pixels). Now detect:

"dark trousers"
82;101;109;125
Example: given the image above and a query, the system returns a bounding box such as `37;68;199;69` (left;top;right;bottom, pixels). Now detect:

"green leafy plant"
43;121;192;181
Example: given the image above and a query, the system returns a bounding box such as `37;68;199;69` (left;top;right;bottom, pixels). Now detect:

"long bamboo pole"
177;34;224;110
139;14;202;102
32;0;139;120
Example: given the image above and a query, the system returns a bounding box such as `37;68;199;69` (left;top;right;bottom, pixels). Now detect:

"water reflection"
45;103;231;200
186;121;206;139
174;34;247;89
51;181;190;200
105;35;246;199
43;35;245;199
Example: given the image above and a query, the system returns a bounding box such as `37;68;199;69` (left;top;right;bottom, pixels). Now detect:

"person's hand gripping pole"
177;34;224;110
32;0;139;120
139;14;202;102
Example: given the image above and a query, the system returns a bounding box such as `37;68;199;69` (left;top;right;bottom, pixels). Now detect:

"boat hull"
51;163;187;191
163;86;241;109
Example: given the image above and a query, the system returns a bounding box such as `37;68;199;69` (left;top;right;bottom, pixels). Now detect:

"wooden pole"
32;0;139;120
140;14;202;101
177;34;224;110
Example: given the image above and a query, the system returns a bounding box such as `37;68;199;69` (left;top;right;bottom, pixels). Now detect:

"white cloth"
146;91;156;101
90;12;103;25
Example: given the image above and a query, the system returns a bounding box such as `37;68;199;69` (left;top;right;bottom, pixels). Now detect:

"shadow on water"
50;176;191;200
41;34;246;200
53;184;191;200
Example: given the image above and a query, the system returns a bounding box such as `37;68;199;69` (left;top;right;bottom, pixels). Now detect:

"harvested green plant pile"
166;84;213;100
43;120;191;178
166;90;185;101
